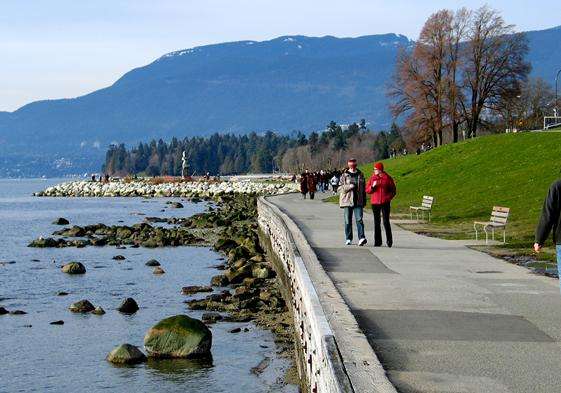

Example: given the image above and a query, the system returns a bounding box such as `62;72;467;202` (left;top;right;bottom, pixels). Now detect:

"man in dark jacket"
534;179;561;291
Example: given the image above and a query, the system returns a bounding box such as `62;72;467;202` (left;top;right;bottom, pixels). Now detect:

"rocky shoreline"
34;179;298;198
27;191;299;387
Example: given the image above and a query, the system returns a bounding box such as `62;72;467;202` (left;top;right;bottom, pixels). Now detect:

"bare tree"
461;6;531;138
445;8;470;142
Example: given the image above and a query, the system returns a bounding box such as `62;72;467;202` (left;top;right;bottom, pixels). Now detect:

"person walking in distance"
339;158;367;246
307;171;317;200
299;170;309;199
534;177;561;292
366;162;396;247
330;173;340;194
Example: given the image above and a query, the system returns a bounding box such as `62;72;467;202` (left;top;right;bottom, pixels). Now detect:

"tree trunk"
452;121;459;143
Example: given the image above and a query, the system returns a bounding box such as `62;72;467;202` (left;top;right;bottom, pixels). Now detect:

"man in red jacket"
366;162;396;247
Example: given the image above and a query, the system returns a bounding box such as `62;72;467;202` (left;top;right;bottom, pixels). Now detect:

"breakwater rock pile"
35;179;298;198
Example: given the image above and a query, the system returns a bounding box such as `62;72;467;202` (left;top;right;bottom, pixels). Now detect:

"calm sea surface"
0;179;294;393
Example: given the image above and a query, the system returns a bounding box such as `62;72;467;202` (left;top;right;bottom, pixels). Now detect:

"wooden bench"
410;196;434;221
473;206;510;244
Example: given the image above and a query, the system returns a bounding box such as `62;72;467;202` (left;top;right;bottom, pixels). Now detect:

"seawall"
257;196;396;393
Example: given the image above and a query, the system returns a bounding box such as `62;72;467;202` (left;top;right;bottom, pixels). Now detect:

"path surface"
269;193;561;393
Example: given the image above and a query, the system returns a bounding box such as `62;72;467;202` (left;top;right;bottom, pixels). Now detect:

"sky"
1;0;560;112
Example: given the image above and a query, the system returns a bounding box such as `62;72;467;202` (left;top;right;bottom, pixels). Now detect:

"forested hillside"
103;121;405;176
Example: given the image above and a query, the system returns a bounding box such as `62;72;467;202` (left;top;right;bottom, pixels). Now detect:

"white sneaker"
345;240;352;246
358;238;367;246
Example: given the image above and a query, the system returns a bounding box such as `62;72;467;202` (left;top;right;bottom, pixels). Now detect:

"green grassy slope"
358;132;561;244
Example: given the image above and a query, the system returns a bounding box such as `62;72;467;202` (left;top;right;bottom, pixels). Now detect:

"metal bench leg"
428;210;431;222
474;223;478;241
484;226;489;244
492;228;495;241
503;229;506;244
410;208;413;220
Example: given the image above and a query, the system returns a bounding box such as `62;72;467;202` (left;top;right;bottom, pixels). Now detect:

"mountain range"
1;25;560;177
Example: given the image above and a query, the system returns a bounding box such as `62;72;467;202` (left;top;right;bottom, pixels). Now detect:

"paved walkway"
269;193;561;393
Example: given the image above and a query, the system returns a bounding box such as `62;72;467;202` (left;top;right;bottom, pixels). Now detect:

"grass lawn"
328;131;561;264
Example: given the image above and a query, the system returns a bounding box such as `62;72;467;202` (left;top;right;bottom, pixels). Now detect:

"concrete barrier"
258;196;397;393
258;197;353;393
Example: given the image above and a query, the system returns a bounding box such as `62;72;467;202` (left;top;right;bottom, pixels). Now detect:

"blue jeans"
557;246;561;292
344;206;365;241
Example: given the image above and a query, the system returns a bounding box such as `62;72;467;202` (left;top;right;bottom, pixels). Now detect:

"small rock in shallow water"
10;310;27;315
153;267;165;275
181;285;213;295
250;357;271;375
57;291;69;296
112;255;126;261
61;262;86;275
117;298;139;314
69;299;95;313
229;327;241;333
201;312;223;324
106;344;147;365
0;307;9;315
50;320;64;325
92;306;106;315
52;217;70;225
210;274;228;287
145;259;160;267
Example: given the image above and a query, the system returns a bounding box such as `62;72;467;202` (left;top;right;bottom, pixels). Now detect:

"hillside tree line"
103;121;405;176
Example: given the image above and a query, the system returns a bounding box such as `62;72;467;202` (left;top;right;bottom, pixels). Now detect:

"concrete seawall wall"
257;197;353;393
257;196;397;393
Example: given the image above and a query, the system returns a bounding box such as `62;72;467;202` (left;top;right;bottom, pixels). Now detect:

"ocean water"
0;179;294;393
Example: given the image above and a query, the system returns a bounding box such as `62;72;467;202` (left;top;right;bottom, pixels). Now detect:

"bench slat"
493;206;510;213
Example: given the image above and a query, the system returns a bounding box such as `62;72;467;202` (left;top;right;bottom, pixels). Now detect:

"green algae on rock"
143;315;212;358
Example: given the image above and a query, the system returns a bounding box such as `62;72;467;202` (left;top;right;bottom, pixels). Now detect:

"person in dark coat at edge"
300;170;309;199
366;162;396;247
534;177;561;293
338;158;367;246
307;172;317;200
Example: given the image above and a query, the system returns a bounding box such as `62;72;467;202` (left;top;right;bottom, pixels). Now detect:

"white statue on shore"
181;151;188;178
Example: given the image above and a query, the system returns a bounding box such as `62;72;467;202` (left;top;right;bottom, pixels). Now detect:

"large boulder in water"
69;299;95;313
61;262;86;275
117;298;139;314
144;315;212;358
106;343;147;364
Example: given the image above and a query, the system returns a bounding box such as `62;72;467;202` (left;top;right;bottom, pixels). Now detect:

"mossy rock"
28;237;60;248
213;238;238;252
69;299;95;313
225;264;253;284
61;262;86;275
210;274;228;287
252;263;275;279
143;315;212;358
106;344;147;364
